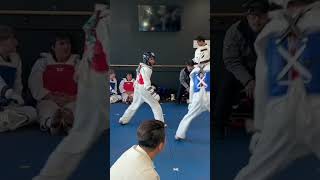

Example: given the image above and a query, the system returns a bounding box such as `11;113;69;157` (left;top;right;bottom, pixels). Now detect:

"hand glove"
152;93;160;101
147;87;160;101
5;89;24;105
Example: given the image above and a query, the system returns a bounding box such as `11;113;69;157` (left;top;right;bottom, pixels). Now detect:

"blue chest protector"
0;65;17;88
192;71;210;93
0;65;17;106
267;33;320;96
110;81;116;94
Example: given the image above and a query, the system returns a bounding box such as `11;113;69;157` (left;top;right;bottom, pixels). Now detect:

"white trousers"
0;105;37;132
110;94;122;104
175;88;210;139
121;92;133;103
119;85;164;123
235;80;320;180
37;100;75;130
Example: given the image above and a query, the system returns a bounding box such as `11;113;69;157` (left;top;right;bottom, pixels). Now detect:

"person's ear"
158;142;165;152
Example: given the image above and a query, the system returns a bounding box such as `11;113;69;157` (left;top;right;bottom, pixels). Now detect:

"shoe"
174;135;185;141
119;117;129;125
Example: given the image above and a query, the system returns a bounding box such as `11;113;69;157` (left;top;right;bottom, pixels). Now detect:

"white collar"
134;145;155;168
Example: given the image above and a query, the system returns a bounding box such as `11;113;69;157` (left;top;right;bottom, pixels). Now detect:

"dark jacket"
223;19;258;86
179;68;191;89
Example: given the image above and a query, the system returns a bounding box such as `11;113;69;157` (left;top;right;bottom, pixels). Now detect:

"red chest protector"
91;40;108;72
43;64;77;96
137;66;144;85
123;81;134;92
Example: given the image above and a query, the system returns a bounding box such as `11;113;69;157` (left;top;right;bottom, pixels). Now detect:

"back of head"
137;120;165;150
0;25;14;43
142;51;156;66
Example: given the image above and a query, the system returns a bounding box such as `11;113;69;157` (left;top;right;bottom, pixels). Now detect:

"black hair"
126;72;134;76
196;35;206;42
242;0;270;14
186;59;195;66
50;32;73;48
137;120;165;149
0;25;15;42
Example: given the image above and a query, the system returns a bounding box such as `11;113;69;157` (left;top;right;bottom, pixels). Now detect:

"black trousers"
213;69;244;136
176;84;188;103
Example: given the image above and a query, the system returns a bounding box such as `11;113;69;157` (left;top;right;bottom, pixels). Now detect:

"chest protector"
124;81;134;92
192;71;210;93
43;64;77;96
91;40;108;72
0;65;16;88
267;33;320;96
137;65;144;85
110;81;116;91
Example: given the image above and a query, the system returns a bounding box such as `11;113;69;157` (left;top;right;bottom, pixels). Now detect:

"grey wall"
110;0;210;91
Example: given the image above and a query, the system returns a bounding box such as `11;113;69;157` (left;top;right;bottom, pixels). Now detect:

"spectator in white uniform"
109;69;121;103
29;33;80;135
119;72;135;104
0;25;37;132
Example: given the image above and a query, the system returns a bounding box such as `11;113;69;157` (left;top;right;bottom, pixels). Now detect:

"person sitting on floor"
119;72;135;104
0;25;37;132
29;32;80;135
109;69;121;103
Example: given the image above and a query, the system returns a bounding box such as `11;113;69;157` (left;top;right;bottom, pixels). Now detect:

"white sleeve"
140;66;152;89
253;35;269;133
137;171;160;180
119;79;125;94
28;58;50;100
13;55;23;95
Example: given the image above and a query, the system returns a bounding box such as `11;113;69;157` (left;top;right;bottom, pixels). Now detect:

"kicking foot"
174;135;185;141
119;121;128;125
119;119;128;125
119;116;131;125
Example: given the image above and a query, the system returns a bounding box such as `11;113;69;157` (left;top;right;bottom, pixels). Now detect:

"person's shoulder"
137;168;160;180
7;53;22;66
227;20;242;33
141;64;152;71
36;52;53;63
225;20;243;40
